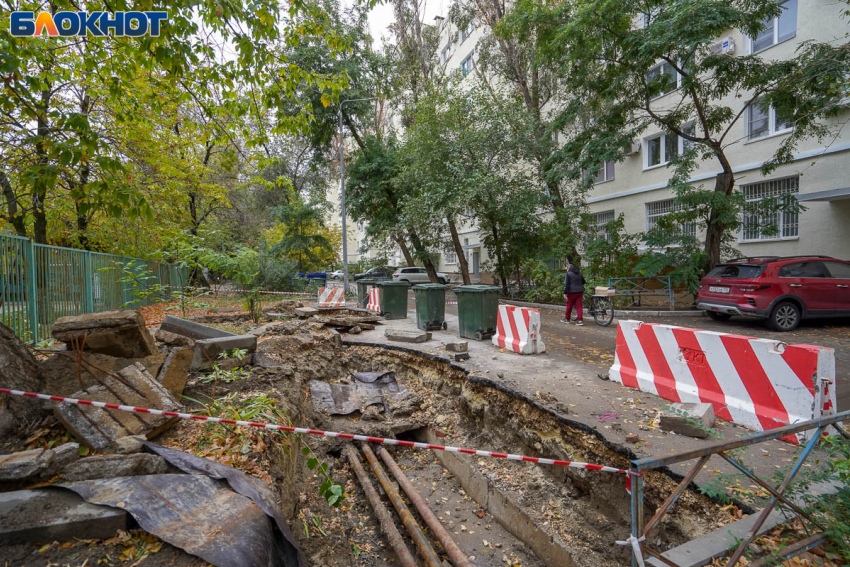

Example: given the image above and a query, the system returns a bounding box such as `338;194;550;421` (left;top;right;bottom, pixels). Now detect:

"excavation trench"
179;334;728;567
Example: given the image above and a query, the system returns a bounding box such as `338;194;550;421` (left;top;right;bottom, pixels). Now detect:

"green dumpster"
454;285;501;340
412;283;447;331
376;281;409;320
357;279;376;308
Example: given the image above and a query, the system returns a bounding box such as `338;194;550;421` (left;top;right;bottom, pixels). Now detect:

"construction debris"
64;454;170;482
154;328;195;347
0;323;45;438
309;371;409;416
156;347;193;397
53;363;183;452
445;341;469;353
0;488;130;545
40;351;167;396
386;329;432;343
660;403;716;438
294;307;319;318
52;310;157;358
0;443;79;484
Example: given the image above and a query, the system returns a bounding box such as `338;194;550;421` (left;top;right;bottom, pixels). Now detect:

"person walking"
561;262;585;326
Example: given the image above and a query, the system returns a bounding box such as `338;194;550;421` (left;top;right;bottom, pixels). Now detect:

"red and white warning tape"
0;387;638;490
169;285;316;296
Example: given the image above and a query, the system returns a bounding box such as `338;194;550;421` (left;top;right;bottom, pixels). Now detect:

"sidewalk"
345;307;818;491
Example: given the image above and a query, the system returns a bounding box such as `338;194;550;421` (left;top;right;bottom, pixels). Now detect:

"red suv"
696;255;850;331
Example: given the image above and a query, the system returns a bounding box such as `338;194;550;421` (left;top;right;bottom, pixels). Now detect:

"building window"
586;160;615;184
740;176;799;241
750;0;797;54
441;44;451;64
646;61;678;99
746;100;793;140
444;250;457;265
460;51;475;76
461;21;474;43
646;198;696;237
591;210;615;241
644;131;690;168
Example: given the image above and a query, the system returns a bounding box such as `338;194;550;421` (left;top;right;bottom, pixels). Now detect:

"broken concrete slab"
385;330;431;343
0;323;46;438
53;362;183;452
52;310;157;358
0;488;129;545
157;347;193;396
445;341;468;353
453;353;471;362
0;448;54;482
154;328;195;347
660;403;716;438
191;334;257;371
64;454;170;481
294;307;319;318
158;315;233;341
40;351;167;396
113;435;146;455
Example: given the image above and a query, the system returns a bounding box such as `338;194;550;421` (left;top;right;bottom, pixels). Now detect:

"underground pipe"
360;443;443;567
343;445;419;567
378;446;474;567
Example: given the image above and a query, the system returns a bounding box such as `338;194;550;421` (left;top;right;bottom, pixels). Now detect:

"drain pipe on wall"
360;443;444;567
343;445;419;567
377;446;474;567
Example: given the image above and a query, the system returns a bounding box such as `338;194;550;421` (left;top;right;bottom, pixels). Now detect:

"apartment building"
429;0;850;281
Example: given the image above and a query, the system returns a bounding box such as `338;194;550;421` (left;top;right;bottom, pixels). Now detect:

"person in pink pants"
561;263;586;326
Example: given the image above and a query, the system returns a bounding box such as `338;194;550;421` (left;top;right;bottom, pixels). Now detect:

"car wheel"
706;311;732;322
767;301;801;332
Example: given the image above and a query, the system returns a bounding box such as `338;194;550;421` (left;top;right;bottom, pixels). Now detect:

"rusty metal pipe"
360;443;443;567
343;445;419;567
378;446;473;567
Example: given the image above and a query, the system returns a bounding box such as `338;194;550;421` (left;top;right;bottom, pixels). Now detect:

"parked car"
392;267;451;285
353;267;391;280
696;255;850;331
329;270;344;280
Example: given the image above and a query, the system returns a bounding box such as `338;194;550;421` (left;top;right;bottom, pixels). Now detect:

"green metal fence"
0;233;185;343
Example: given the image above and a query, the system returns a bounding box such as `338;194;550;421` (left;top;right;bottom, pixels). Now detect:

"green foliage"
200;349;251;384
269;198;335;272
302;445;346;507
119;260;210;318
522;260;565;305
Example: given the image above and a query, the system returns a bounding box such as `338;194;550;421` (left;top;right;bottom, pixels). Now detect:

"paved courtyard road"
445;300;850;412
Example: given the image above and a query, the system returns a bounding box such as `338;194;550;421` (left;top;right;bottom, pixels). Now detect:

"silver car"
392;267;451;285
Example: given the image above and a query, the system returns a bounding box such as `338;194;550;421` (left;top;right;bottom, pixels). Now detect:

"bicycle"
568;292;615;327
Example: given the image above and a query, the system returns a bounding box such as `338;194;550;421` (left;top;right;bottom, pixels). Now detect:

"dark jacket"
563;266;585;294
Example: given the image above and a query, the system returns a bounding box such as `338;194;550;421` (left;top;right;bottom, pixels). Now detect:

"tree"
269;198;337;272
521;0;850;270
0;0;348;246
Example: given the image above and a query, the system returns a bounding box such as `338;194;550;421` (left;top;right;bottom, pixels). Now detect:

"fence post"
84;251;94;314
25;239;38;344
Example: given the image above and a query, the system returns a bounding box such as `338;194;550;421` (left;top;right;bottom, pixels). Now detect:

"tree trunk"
408;229;438;282
32;88;51;244
395;235;415;266
189;192;199;236
705;171;735;270
447;216;470;284
488;220;508;294
0;171;27;237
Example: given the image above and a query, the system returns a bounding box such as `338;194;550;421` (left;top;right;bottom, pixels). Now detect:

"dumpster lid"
412;283;447;290
376;280;410;287
454;285;501;293
359;278;377;283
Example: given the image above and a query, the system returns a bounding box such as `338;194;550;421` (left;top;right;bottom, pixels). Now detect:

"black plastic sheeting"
60;442;305;567
309;371;409;415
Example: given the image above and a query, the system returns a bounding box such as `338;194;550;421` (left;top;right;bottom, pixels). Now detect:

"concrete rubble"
64;454;171;481
158;315;257;371
53;363;183;452
660;403;716;438
40;351;167;396
0;443;79;484
0;323;46;438
52;310;157;359
385;329;432;343
0;488;129;545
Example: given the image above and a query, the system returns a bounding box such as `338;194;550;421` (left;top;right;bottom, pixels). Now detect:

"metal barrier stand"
628;409;850;567
608;276;675;311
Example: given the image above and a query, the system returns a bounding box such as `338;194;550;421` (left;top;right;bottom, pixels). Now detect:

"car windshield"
706;265;763;279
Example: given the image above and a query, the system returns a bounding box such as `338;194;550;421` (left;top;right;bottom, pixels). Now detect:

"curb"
498;299;703;318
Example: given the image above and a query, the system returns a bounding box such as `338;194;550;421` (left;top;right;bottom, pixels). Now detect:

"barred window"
645;198;696;237
591;210;615;241
740;176;799;241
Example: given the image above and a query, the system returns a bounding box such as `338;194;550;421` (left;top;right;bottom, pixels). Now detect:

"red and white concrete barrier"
493;305;546;354
366;288;381;314
609;320;836;443
318;287;345;307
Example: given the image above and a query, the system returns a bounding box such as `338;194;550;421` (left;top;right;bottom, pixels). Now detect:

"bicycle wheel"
593;297;614;327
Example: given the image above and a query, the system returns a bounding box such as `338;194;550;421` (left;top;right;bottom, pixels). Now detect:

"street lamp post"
338;97;377;296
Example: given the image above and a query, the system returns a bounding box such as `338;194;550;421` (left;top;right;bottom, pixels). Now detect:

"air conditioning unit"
710;37;735;55
624;141;641;156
